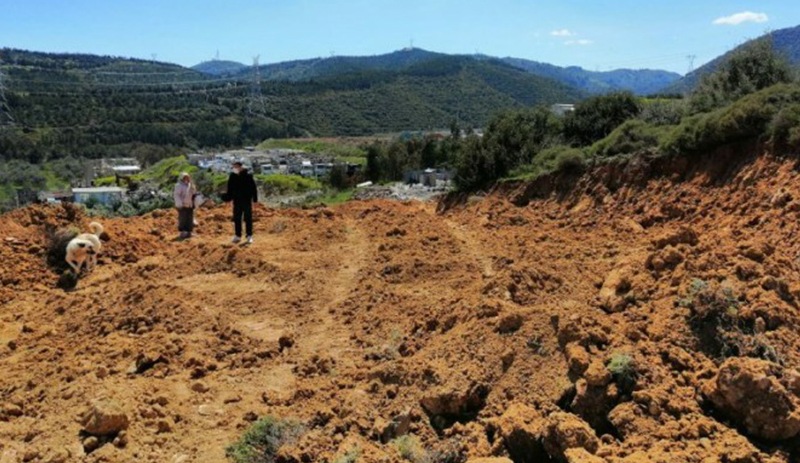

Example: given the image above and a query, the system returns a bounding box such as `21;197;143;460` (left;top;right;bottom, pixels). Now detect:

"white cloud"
550;29;575;37
713;11;768;26
565;39;593;46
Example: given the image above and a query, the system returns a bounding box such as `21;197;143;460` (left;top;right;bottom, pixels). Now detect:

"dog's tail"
89;222;104;236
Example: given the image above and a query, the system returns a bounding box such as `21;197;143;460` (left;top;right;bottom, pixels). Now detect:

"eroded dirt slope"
1;152;799;463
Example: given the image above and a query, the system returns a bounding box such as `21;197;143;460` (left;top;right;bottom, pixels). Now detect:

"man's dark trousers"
233;200;253;237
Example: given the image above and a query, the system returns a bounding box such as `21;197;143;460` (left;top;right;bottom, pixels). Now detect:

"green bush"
768;103;800;150
638;98;687;126
135;154;196;189
391;435;429;463
591;119;669;157
607;353;637;392
226;416;304;463
690;37;794;114
254;174;322;195
332;447;361;463
507;145;587;181
564;91;642;146
454;135;495;191
482;106;563;175
93;176;117;187
662;83;800;155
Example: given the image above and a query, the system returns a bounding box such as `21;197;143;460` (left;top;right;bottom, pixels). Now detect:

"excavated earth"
1;148;800;463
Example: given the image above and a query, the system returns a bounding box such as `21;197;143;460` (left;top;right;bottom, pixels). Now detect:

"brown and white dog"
64;238;97;275
65;222;104;274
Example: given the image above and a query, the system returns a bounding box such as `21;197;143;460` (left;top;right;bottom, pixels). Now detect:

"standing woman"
173;172;197;239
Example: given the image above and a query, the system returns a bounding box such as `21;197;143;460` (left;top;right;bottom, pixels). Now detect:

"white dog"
65;238;96;275
65;222;104;274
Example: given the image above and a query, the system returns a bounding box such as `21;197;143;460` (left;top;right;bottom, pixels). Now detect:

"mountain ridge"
192;47;681;95
667;24;800;93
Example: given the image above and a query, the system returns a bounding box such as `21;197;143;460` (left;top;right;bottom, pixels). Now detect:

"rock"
541;412;600;462
373;410;411;443
3;402;23;417
564;448;606;463
496;313;524;334
571;379;617;432
491;403;546;461
770;189;792;208
278;332;295;351
652;226;698;249
598;267;633;313
82;436;99;453
43;448;70;463
223;393;242;404
501;349;516;371
191;381;210;393
565;344;590;376
113;430;128;448
420;383;490;430
156;419;174;433
703;358;800;441
80;398;129;436
466;459;514;463
584;360;611;388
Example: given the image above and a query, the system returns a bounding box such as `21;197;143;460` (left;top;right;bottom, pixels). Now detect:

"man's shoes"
232;236;241;244
246;236;253;244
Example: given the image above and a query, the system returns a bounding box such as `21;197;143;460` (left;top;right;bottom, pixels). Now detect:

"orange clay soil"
0;149;799;463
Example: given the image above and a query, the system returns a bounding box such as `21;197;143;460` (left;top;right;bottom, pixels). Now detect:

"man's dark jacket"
227;170;258;203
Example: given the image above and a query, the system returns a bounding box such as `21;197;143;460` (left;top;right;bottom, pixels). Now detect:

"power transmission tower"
247;55;266;117
686;54;697;74
0;55;15;127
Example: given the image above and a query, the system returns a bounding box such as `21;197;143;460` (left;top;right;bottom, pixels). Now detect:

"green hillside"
500;58;681;95
667;25;800;94
0;49;583;163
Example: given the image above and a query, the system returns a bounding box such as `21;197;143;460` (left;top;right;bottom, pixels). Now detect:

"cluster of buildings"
187;148;361;178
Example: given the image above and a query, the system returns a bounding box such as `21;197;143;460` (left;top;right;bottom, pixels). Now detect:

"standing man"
173;172;196;239
226;161;258;244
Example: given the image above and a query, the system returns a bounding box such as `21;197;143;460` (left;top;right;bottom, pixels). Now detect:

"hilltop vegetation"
443;38;800;192
668;24;800;94
501;57;681;95
0;48;581;167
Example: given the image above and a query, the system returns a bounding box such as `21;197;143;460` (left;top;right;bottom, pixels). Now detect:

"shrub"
482;106;563;174
768;103;800;150
662;83;800;156
225;416;305;463
391;435;429;463
690;37;794;113
681;279;780;362
564;91;642;146
254;174;322;195
638;98;687;126
591;119;668;157
454;135;495;191
332;447;361;463
607;353;637;392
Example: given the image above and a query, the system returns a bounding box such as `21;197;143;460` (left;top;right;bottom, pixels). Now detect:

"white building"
72;187;127;206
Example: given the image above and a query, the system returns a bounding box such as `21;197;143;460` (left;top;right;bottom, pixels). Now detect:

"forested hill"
668;24;800;93
191;59;248;76
195;48;681;95
499;58;681;95
0;48;583;163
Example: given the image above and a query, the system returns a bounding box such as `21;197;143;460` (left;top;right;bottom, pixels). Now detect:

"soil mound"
1;151;800;462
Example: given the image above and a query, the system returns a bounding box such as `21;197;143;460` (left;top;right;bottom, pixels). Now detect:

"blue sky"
0;1;797;74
